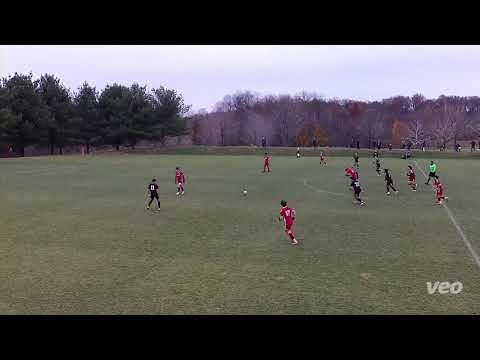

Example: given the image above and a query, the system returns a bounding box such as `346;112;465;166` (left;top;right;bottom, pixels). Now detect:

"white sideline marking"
303;179;368;200
413;159;480;270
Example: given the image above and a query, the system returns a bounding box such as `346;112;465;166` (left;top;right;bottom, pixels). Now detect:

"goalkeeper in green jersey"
425;161;437;185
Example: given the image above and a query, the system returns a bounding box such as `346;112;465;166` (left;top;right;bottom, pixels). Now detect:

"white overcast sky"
1;45;480;112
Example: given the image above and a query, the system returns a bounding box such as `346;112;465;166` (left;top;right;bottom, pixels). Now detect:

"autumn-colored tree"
297;127;310;146
314;126;328;146
391;119;408;146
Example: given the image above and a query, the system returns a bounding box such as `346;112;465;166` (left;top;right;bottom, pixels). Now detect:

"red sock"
288;231;295;241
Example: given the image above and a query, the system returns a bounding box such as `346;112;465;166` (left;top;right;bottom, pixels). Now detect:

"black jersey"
352;180;362;193
148;183;159;193
354;155;359;162
385;174;393;184
376;159;380;168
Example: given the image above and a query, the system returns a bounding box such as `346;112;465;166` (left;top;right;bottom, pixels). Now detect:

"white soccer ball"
243;190;248;195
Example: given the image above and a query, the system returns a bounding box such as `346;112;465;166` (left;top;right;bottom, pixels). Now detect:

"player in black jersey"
353;152;359;168
375;158;381;176
384;169;398;195
352;179;365;206
147;178;161;210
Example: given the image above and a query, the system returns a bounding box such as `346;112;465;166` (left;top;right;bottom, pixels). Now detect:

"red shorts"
284;222;293;231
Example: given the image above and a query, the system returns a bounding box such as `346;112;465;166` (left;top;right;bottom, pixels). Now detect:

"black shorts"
429;172;436;177
354;188;361;195
150;191;159;200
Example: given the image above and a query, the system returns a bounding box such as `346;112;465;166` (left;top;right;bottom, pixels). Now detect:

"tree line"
0;73;190;156
190;91;480;149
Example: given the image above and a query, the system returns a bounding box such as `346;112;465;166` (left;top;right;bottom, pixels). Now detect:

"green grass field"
1;152;480;314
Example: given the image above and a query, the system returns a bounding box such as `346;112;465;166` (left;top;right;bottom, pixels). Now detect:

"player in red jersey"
263;152;271;173
345;167;359;191
407;165;417;191
434;176;448;205
279;200;298;246
320;151;327;166
175;167;186;196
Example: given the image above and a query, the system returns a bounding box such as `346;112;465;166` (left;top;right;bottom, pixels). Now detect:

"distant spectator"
421;141;426;151
357;141;360;149
261;136;266;149
471;140;476;152
388;143;393;151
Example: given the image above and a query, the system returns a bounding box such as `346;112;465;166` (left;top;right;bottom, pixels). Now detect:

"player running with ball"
279;200;298;246
175;167;186;196
352;179;366;206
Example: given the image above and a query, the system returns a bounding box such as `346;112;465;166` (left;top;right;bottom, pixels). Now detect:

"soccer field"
1;153;480;314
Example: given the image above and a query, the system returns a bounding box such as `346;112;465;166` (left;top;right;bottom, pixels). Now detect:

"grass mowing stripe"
413;159;480;270
303;179;369;200
303;179;350;199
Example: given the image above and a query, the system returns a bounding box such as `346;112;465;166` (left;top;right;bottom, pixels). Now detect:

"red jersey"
408;169;416;181
264;156;270;165
346;167;358;180
280;206;296;227
435;182;443;195
175;170;185;184
320;153;325;160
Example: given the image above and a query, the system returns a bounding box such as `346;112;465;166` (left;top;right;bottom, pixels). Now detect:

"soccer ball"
243;190;248;195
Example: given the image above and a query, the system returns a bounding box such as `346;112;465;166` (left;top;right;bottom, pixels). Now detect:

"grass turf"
0;153;479;314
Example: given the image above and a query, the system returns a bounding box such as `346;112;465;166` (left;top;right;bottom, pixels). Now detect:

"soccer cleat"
395;191;399;194
176;192;180;196
181;191;185;195
146;206;150;210
292;239;299;245
360;201;366;206
386;192;391;195
157;208;161;211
